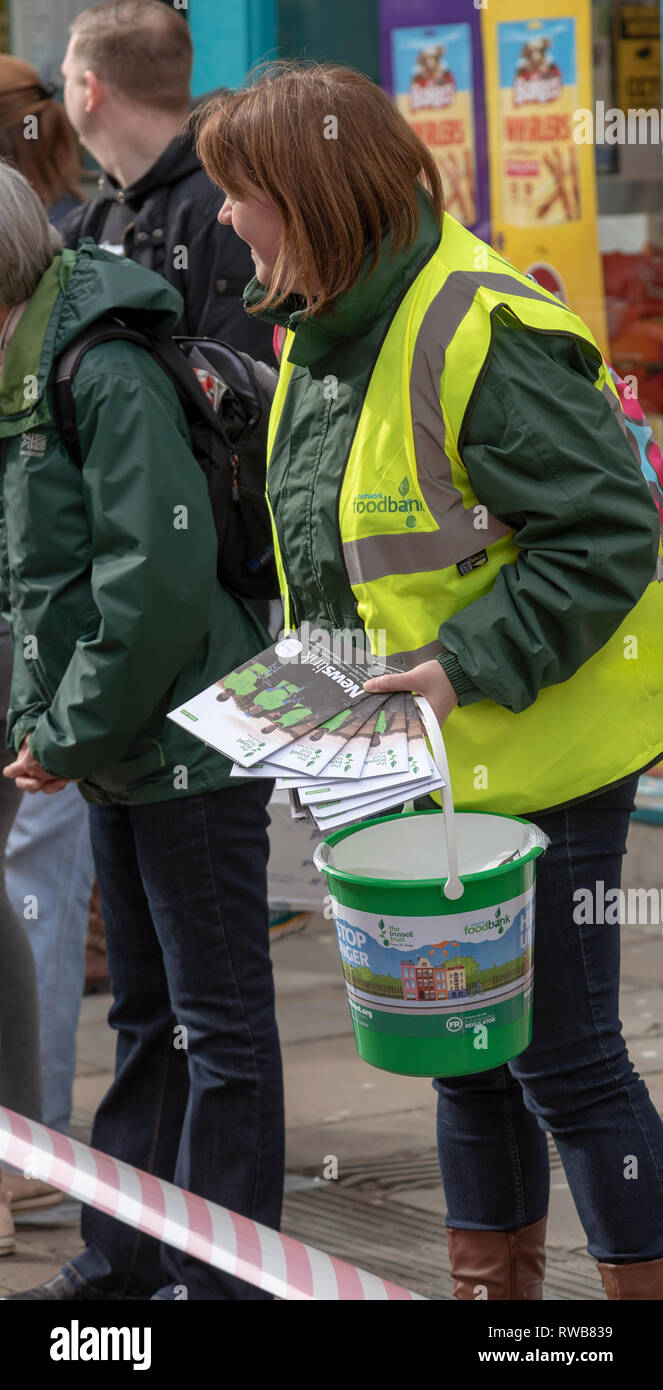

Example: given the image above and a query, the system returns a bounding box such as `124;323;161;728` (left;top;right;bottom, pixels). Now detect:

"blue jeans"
435;775;663;1264
5;784;95;1132
62;782;284;1300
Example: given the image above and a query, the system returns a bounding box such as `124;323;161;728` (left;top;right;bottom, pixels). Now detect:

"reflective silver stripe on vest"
344;270;557;586
387;638;444;669
343;530;485;586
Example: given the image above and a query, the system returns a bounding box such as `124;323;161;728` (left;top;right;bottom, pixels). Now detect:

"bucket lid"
315;809;549;886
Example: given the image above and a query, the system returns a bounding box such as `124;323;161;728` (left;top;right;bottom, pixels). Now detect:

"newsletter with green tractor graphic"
168;630;395;768
170;629;446;823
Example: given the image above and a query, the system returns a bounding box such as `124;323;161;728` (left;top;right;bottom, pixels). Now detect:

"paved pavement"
1;817;661;1300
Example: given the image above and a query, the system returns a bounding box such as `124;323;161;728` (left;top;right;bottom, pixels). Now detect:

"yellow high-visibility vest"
267;213;663;814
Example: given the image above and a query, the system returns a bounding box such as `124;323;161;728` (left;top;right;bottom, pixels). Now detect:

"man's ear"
83;68;106;116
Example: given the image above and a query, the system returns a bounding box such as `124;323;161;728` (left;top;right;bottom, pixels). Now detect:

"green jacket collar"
244;187;442;367
1;243;182;439
0;251;76;432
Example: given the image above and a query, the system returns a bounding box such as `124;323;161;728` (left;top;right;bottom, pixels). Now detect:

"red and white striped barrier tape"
0;1108;425;1301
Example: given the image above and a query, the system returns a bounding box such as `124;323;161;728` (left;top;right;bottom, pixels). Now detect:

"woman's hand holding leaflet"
364;659;459;727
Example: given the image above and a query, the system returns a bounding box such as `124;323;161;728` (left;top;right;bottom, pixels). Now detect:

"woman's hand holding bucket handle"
364;659;459;727
365;664;464;899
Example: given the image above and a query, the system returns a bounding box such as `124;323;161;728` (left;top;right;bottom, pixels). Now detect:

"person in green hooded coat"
0;161;284;1302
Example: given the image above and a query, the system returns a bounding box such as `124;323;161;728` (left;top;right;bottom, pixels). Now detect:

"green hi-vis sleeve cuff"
437;652;485;707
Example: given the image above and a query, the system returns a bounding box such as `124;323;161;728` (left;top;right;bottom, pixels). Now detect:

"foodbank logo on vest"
353;477;424;529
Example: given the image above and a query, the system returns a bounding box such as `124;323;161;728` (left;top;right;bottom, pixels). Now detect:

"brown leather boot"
598;1256;663;1300
446;1215;547;1300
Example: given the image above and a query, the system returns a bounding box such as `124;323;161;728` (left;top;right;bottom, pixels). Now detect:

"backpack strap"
150;336;233;444
52;315;154;466
52;314;235;469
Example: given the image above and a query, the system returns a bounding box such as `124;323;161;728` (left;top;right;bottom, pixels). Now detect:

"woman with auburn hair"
0;55;83;227
195;61;663;1301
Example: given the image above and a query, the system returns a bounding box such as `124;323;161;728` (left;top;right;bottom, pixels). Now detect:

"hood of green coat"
0;240;182;432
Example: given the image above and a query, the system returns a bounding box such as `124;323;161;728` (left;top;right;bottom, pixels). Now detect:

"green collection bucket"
313;697;549;1077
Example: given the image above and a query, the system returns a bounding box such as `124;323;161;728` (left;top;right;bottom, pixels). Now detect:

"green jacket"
246;197;660;715
0;244;267;804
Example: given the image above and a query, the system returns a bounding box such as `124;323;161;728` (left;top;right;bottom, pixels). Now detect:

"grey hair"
0;160;63;307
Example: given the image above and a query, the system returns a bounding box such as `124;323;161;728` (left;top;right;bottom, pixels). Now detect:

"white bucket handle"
314;700;548;894
313;696;463;899
412;695;464;901
312;840;331;873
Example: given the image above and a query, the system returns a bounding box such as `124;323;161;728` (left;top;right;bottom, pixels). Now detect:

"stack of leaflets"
168;630;445;829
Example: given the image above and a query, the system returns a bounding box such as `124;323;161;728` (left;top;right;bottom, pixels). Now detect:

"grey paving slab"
624;822;663;891
619;984;663;1037
13;1199;81;1229
78;993;114;1025
271;915;340;980
379;1186;444;1217
71;1071;114;1117
635;1069;663;1112
619;938;663;985
385;1180;587;1248
543;1181;587;1252
276;986;353;1044
273;967;344;995
282;1033;432;1129
0;1221;84;1296
286;1108;437;1174
74;1021;115;1073
624;1041;663;1077
73;1057;109;1077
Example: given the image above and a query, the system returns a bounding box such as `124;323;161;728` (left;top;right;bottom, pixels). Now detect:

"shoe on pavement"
0;1194;15;1257
2;1272;104;1300
0;1168;64;1214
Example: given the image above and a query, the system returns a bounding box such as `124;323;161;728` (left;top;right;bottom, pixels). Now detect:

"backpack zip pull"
231;452;240;500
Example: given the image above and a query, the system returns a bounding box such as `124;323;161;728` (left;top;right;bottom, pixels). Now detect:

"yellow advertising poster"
391;23;478;227
482;0;608;353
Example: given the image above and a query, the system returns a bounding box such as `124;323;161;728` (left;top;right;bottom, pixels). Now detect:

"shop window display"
596;1;663;439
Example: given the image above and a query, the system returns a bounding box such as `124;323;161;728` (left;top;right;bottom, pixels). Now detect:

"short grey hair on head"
0;160;63;307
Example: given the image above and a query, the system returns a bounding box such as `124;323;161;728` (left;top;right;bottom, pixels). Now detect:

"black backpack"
52;314;280;601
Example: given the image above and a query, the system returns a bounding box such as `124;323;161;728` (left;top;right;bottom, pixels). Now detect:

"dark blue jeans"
62;781;284;1300
435;775;663;1263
